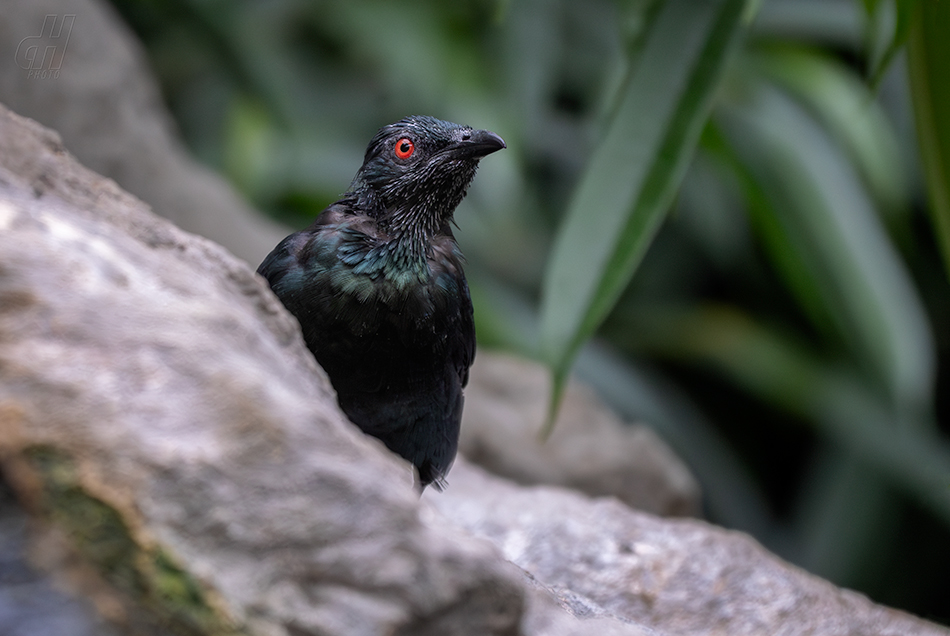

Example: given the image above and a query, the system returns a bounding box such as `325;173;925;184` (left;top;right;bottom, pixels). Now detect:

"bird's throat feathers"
352;160;476;233
346;160;478;268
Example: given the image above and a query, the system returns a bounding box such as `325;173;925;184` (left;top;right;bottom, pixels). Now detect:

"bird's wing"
456;273;476;388
428;236;476;388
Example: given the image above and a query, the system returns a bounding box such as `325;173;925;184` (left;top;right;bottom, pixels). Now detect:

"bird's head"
348;115;506;240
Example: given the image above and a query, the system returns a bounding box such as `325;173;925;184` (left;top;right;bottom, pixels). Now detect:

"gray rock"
0;0;288;266
426;459;950;636
0;103;657;636
461;353;701;517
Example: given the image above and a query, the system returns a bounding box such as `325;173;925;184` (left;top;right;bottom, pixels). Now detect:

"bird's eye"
394;138;415;159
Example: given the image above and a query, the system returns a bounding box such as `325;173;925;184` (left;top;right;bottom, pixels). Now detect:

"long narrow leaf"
630;305;950;528
538;0;747;434
864;0;915;87
718;85;935;416
753;47;907;214
907;0;950;280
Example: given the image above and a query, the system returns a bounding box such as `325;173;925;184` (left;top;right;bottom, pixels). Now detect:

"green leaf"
907;0;950;280
865;0;916;86
627;305;822;413
634;304;950;529
718;84;934;415
752;46;907;214
537;0;747;434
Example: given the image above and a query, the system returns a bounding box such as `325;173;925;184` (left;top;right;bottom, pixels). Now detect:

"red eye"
394;138;414;159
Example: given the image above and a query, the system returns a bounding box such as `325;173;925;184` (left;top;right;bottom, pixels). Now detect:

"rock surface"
427;459;950;636
0;482;121;636
0;0;289;266
0;103;656;636
462;353;700;517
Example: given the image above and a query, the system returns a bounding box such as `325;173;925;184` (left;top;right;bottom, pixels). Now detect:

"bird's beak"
451;129;507;159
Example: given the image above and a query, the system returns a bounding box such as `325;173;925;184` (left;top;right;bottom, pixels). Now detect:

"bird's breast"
316;236;462;337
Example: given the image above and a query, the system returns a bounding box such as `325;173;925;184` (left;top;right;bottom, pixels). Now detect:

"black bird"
257;116;505;490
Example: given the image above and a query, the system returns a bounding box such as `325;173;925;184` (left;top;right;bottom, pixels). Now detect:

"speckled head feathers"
349;116;506;225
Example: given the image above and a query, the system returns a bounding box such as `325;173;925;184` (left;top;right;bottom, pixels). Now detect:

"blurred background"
106;0;949;624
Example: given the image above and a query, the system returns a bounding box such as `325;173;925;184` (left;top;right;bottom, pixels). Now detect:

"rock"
0;103;528;636
461;353;701;517
426;459;950;636
0;0;289;266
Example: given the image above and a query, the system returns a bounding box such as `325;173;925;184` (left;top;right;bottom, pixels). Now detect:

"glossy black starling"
257;116;505;490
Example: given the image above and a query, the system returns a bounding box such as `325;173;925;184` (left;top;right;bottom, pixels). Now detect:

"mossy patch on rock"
25;445;244;636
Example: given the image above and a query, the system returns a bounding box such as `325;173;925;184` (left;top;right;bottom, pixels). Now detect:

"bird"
257;115;506;490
